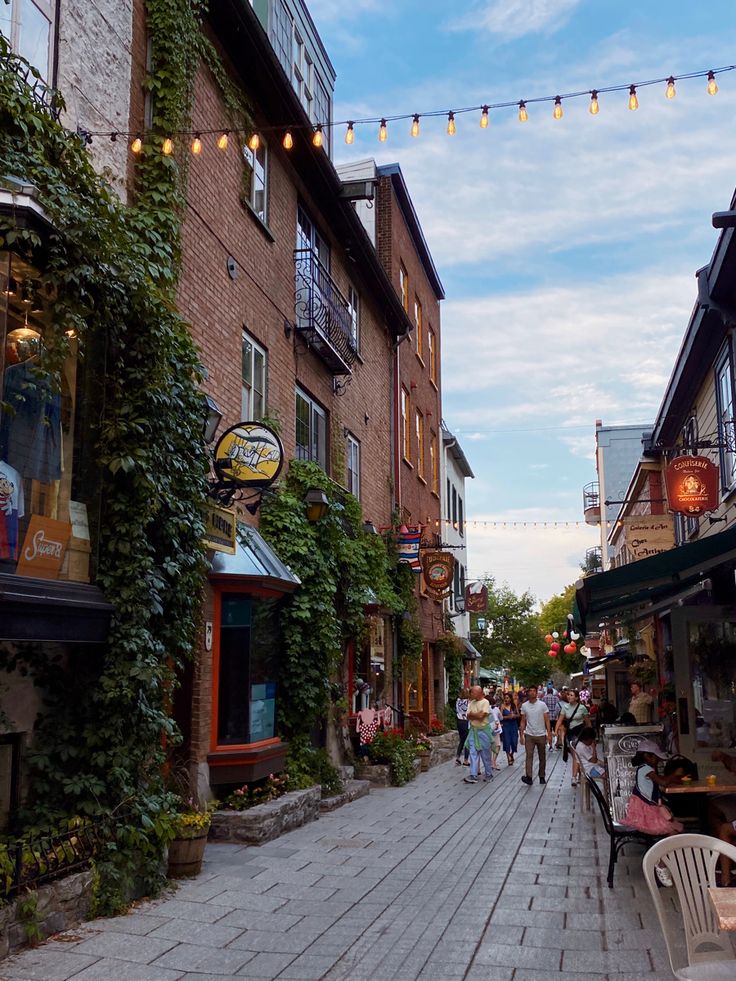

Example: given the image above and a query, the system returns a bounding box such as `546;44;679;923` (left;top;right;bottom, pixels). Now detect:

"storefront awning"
461;638;481;660
576;525;736;630
0;574;113;644
209;525;301;592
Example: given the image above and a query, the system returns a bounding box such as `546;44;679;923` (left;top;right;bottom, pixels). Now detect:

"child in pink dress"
624;739;684;837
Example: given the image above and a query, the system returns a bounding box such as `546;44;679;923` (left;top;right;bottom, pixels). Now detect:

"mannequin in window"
356;700;379;756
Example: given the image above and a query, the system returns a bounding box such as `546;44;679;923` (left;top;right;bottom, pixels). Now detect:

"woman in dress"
355;704;380;757
455;687;470;765
500;691;520;765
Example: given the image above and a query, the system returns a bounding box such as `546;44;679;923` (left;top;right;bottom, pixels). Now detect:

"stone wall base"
0;870;93;960
208;786;321;845
428;731;458;767
320;779;370;812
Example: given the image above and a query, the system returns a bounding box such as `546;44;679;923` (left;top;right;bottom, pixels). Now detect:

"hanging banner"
665;455;719;515
465;581;488;613
422;550;455;599
623;516;675;560
213;422;284;489
397;527;421;572
203;504;237;554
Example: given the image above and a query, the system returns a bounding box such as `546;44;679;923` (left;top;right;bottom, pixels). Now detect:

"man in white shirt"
464;685;494;784
519;685;552;786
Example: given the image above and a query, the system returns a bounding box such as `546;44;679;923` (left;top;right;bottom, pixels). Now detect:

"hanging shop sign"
623;516;675;560
213;422;284;489
204;503;237;554
421;550;455;599
16;516;71;580
397;527;422;572
665;455;719;515
464;581;488;613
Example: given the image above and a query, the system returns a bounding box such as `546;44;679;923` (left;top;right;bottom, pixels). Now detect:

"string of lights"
430;518;599;529
77;63;734;156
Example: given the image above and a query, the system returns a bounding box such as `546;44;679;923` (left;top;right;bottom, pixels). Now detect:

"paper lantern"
544;633;554;644
552;632;559;639
551;642;560;652
570;631;580;641
564;643;576;654
547;649;557;658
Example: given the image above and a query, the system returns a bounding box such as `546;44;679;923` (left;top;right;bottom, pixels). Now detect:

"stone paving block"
473;943;562;970
59;960;184;981
148;918;243;947
80;912;174;936
151;940;253;974
235;951;297;976
490;907;565;930
519;926;602;951
278;953;347;979
207;889;289;912
561;949;653;974
228;929;312;954
142;899;231;924
217;909;305;932
0;948;99;980
265;884;337;902
71;931;178;965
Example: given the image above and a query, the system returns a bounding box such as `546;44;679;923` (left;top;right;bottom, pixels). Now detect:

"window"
452;486;458;528
716;348;736;488
446;478;451;520
293;31;313;118
428;327;437;384
346;434;360;499
271;0;293;73
314;76;331;155
215;593;280;746
297;205;329;267
242;331;266;420
347;284;360;351
1;0;54;82
243;139;268;223
430;432;439;495
401;387;411;461
458;496;464;536
414;298;423;360
399;263;409;311
295;387;327;469
415;410;425;479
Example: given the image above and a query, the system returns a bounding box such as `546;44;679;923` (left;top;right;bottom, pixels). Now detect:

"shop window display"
0;250;90;582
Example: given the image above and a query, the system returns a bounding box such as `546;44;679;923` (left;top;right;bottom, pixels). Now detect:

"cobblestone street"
0;751;674;981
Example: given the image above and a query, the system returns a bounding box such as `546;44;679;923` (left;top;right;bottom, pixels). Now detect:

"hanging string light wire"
85;63;733;151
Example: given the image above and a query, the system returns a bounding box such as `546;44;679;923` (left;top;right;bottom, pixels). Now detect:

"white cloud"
451;0;583;40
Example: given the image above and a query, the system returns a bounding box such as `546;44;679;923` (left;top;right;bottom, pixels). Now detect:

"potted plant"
167;801;214;878
413;734;433;771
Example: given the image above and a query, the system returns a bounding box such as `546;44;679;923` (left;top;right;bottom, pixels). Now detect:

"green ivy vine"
0;0;250;915
259;461;403;736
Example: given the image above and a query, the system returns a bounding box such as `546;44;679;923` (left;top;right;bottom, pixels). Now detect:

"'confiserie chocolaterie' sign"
665;455;719;515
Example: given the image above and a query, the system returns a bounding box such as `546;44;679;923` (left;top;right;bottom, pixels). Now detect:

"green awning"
576;525;736;630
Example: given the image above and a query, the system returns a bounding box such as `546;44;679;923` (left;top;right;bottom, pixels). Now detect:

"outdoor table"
665;780;736;831
707;888;736;931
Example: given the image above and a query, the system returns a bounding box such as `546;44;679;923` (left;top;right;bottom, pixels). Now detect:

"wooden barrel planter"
417;750;431;772
167;832;208;878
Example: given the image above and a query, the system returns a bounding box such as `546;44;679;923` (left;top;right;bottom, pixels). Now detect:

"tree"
538;584;584;677
472;578;549;686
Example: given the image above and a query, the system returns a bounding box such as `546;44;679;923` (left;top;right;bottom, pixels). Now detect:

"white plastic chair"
642;834;736;979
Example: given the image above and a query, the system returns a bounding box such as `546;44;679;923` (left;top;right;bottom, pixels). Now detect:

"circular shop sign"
213;422;284;489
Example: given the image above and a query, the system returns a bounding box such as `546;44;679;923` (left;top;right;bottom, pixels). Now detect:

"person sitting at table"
574;727;605;779
709;751;736;886
660;755;700;825
625;740;684;887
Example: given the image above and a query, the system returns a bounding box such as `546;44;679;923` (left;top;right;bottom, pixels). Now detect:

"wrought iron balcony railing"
294;249;358;375
583;480;601;525
584;545;603;574
1;46;62;120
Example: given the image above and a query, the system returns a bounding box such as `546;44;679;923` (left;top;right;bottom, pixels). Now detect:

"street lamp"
305;487;329;522
202;394;223;444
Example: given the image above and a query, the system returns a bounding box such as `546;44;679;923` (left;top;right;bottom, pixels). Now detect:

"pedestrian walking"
519;685;552;785
500;691;520;765
463;685;494;784
556;688;590;785
490;702;503;770
455;687;470;766
628;681;654;724
541;684;561;749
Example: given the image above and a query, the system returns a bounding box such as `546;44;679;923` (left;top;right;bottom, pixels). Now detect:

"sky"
307;0;736;604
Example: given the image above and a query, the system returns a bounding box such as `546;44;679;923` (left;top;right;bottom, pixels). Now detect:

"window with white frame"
293;31;313;117
243;139;268;223
415;409;425;479
414;298;423;360
314;76;331;154
295;387;327;469
242;331;266;420
347;283;360;351
346;433;360;499
271;0;292;71
716;347;736;489
1;0;55;82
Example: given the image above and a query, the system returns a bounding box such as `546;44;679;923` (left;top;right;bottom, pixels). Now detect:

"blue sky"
308;0;736;603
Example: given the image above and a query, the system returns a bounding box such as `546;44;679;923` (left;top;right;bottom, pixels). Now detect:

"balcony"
584;546;603;575
583;481;601;525
294;250;358;375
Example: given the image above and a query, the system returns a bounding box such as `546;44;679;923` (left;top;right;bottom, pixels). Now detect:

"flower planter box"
353;763;391;787
208;786;320;845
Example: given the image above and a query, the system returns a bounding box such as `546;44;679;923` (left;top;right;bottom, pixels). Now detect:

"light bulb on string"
248;133;260;151
480;105;489;128
162;136;173;155
665;76;676;99
552;96;563;119
131;135;143;154
217;131;229;150
345;122;354;145
283;131;293;150
589;90;600;115
191;134;202;155
518;100;528;122
707;71;718;95
446;111;456;135
628;85;639;110
379;118;388;142
410;114;420;137
312;125;323;148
